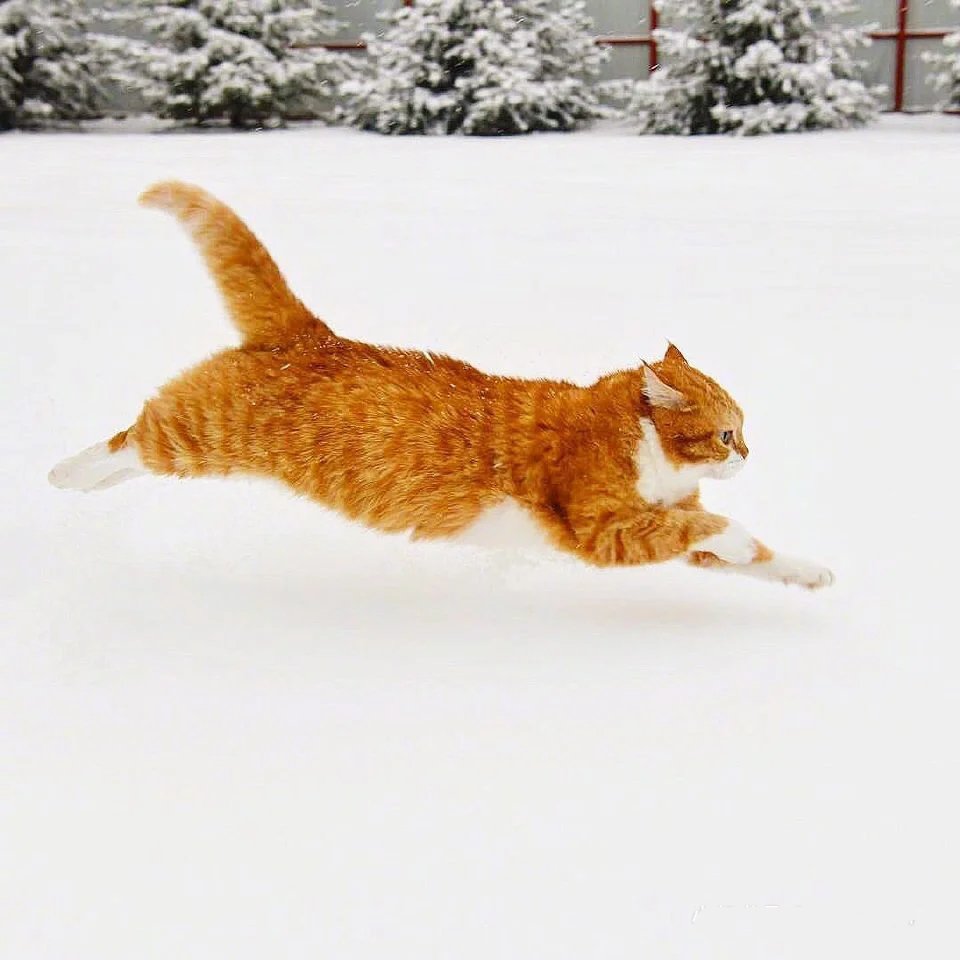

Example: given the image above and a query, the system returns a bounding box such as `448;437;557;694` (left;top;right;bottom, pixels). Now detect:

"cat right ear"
664;342;688;365
642;364;687;410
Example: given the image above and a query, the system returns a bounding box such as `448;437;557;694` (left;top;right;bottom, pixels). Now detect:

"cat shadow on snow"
130;546;827;640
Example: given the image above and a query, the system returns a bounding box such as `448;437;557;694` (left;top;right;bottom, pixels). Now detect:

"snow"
338;0;605;135
93;0;342;128
2;115;959;956
624;0;880;134
924;0;960;111
0;0;102;130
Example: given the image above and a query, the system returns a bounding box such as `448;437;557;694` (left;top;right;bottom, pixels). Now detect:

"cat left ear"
664;342;688;365
642;364;687;410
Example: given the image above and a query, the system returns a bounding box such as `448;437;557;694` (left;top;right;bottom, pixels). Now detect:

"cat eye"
720;431;733;445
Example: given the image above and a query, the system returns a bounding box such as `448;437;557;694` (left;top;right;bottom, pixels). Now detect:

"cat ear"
664;342;688;365
642;364;687;410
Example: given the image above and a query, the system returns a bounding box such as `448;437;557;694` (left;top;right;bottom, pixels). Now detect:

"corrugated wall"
85;0;960;112
324;0;960;111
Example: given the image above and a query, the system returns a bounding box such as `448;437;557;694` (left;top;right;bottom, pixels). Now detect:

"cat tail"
139;180;333;346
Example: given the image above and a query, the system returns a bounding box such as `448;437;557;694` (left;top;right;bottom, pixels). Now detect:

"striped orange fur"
51;182;833;589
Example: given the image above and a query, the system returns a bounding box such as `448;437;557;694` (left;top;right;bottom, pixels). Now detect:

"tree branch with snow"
618;0;881;135
92;0;348;129
337;0;608;136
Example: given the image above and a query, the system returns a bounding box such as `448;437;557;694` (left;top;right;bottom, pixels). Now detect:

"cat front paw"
773;556;835;590
692;521;757;566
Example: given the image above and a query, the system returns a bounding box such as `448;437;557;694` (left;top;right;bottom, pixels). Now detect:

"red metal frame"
318;0;958;110
869;22;952;111
595;6;659;73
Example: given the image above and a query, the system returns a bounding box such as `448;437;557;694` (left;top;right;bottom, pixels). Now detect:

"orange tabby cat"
49;182;832;589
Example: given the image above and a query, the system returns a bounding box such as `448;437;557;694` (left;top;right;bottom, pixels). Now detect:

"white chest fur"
635;417;710;507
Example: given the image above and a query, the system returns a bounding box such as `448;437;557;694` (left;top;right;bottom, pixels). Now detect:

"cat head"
641;343;748;480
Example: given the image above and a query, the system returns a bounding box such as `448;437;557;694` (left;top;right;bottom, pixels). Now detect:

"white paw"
776;557;835;590
753;555;834;590
49;441;145;492
693;521;757;566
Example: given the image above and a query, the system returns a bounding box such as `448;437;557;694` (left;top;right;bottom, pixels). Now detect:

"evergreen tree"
923;2;960;111
0;0;103;131
621;0;879;135
94;0;344;129
337;0;607;136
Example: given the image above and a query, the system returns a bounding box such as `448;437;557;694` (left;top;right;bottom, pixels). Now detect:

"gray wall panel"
81;0;960;113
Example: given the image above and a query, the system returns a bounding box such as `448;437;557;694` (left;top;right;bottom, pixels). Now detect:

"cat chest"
634;417;701;507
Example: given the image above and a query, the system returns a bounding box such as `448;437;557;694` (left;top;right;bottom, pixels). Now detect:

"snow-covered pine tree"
0;0;103;131
622;0;879;135
923;1;960;111
337;0;607;135
94;0;344;129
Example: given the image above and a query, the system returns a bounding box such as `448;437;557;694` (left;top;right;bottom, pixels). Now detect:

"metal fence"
83;0;959;112
323;0;960;112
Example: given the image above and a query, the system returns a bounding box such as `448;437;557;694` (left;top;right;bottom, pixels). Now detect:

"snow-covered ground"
2;116;959;957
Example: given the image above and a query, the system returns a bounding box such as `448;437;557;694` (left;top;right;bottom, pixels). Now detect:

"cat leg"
570;502;734;566
743;553;834;589
675;493;833;589
48;432;147;492
570;499;833;588
689;546;834;590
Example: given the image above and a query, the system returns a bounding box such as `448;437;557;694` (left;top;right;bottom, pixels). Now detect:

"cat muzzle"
715;456;746;479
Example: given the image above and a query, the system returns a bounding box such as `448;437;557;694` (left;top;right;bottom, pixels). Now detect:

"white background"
2;116;959;956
